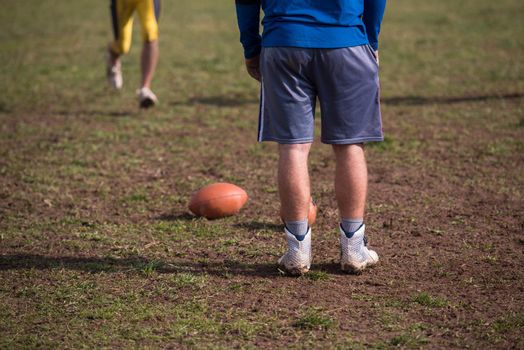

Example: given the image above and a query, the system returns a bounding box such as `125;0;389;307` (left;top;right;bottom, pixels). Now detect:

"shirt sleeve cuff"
244;45;261;59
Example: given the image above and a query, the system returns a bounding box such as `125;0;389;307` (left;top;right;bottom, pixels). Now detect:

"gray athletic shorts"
258;45;383;144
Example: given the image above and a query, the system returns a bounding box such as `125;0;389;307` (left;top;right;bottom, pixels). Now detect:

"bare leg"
140;40;159;89
335;144;378;273
333;144;368;219
106;44;123;89
108;44;121;65
278;143;312;221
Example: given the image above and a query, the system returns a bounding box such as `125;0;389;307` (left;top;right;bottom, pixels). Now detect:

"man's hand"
374;50;380;66
245;55;261;81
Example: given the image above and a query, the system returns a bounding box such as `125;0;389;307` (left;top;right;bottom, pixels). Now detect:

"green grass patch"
125;192;149;202
492;313;524;333
172;272;207;288
367;135;396;152
390;333;429;347
303;270;331;281
222;319;263;339
137;260;163;276
293;308;334;330
412;292;449;308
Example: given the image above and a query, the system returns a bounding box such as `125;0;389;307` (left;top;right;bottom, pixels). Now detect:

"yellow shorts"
110;0;160;54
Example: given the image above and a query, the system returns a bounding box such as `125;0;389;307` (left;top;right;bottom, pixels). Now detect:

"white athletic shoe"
340;224;379;273
137;87;158;109
278;227;312;275
106;54;123;90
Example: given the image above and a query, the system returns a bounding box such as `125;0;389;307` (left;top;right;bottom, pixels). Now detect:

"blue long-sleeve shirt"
235;0;386;58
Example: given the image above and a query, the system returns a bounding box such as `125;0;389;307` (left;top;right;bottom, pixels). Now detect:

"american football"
308;198;317;225
189;182;248;219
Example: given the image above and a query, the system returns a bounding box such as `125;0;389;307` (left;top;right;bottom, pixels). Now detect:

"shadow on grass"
0;101;11;113
154;215;282;232
382;92;523;106
171;92;523;108
154;213;196;221
171;95;258;107
0;254;282;278
233;221;282;232
311;262;349;276
0;255;370;278
54;109;137;118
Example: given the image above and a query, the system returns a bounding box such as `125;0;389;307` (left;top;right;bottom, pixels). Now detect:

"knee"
111;41;131;55
142;24;159;42
332;143;365;159
279;143;312;156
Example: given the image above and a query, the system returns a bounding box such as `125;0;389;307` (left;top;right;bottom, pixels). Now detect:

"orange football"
280;197;318;225
189;183;248;219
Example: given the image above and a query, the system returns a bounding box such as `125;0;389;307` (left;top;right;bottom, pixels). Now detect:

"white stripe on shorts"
258;77;265;142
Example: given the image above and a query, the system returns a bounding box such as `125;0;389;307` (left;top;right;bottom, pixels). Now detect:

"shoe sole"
109;82;122;90
106;66;122;90
279;264;310;276
139;98;156;109
106;74;122;90
341;260;378;274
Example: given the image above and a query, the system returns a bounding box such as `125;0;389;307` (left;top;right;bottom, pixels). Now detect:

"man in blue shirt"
236;0;387;275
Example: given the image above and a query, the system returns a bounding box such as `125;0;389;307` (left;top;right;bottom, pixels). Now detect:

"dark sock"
285;219;309;241
341;218;364;238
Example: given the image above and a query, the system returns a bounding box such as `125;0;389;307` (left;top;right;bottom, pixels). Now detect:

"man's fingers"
245;55;261;81
248;68;261;81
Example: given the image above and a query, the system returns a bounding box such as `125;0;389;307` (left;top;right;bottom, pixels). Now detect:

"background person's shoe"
340;224;378;273
137;87;158;108
278;227;312;275
106;54;123;90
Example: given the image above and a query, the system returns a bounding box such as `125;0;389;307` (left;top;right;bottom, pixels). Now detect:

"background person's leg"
140;40;159;89
109;0;136;58
137;0;160;89
107;0;136;89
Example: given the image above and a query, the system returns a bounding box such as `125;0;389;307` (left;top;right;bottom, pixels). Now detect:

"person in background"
107;0;160;108
235;0;387;275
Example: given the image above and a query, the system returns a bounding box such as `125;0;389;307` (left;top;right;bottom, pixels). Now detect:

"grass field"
1;0;523;348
